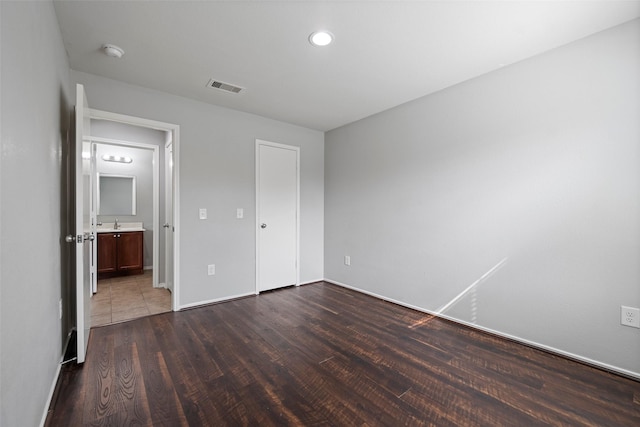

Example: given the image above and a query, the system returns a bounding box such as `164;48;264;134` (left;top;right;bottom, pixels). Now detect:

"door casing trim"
89;108;180;311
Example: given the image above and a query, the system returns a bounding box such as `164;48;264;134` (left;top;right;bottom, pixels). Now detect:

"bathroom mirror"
97;174;137;215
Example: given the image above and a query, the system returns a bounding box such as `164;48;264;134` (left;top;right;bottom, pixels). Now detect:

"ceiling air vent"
206;79;244;94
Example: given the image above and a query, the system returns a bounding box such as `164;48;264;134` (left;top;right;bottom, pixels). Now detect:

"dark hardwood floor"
46;282;640;426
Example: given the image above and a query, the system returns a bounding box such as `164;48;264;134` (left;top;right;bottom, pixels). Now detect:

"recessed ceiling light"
102;44;124;58
309;31;334;47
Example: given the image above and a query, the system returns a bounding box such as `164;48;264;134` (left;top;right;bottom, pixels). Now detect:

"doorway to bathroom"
88;116;177;326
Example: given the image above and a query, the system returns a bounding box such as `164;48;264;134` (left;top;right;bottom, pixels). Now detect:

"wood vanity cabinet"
97;231;144;277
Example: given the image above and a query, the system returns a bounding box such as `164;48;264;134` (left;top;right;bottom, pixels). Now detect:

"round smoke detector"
102;44;125;58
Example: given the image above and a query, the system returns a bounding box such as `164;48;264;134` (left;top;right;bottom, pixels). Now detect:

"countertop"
96;222;145;233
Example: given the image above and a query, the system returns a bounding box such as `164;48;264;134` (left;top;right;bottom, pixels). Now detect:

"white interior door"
256;140;299;292
164;140;174;294
75;83;93;363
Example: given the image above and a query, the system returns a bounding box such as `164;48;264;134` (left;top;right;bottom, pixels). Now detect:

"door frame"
91;137;160;287
89;108;181;310
164;139;174;295
255;139;300;294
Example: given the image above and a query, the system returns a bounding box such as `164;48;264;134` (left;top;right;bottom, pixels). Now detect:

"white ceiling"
53;1;640;131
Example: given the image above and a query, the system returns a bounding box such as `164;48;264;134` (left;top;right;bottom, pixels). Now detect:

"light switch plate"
237;208;244;219
199;208;207;220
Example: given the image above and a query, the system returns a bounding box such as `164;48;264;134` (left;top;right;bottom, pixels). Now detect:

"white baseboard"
39;361;62;427
178;279;325;310
324;278;640;381
39;328;75;427
178;291;255;310
299;278;325;286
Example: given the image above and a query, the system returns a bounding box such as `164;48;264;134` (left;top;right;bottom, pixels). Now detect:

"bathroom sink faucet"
114;218;119;230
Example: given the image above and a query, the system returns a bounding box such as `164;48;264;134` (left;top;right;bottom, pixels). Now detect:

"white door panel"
257;141;299;292
74;83;93;363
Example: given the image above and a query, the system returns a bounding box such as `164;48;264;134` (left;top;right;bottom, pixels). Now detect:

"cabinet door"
97;234;118;274
117;232;143;272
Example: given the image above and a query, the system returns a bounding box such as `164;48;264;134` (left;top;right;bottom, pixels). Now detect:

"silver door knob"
261;223;267;229
163;223;171;228
85;233;95;242
65;235;75;243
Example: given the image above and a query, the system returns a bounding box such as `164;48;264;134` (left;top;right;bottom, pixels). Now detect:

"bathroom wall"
95;143;154;268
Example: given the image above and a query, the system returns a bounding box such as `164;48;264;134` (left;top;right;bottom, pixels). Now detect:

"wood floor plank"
127;316;190;425
141;351;189;427
150;315;230;424
47;282;640;426
81;328;117;425
113;342;152;426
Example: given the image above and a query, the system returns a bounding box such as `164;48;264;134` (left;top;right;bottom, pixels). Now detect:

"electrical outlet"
58;299;63;320
344;255;351;266
237;208;244;219
620;306;640;328
208;264;216;276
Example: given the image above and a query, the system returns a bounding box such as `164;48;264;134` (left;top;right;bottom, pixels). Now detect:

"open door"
164;140;174;295
73;83;93;363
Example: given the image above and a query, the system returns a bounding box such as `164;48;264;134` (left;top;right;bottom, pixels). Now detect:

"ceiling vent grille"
206;79;244;94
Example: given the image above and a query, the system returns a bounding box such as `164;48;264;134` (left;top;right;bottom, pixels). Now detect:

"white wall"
73;71;325;307
0;2;72;426
325;19;640;377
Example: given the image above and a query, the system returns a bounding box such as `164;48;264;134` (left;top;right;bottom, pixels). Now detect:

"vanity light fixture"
309;30;334;47
102;154;133;164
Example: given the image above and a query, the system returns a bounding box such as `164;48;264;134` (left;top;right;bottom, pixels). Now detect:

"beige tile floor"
91;270;171;327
